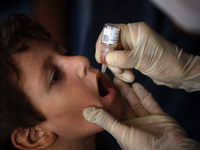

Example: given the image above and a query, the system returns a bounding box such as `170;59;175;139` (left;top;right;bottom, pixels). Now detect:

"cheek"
68;81;103;109
47;89;103;138
103;96;123;121
43;99;103;140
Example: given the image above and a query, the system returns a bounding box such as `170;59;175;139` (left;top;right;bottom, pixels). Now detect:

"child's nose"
68;56;91;78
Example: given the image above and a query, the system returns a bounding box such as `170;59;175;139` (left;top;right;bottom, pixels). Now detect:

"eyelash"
51;69;60;85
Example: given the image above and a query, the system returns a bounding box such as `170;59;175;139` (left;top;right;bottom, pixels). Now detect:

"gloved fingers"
132;83;166;115
95;30;103;63
113;77;137;120
109;67;135;83
106;50;138;69
114;78;150;117
108;65;135;82
83;107;131;140
107;65;124;74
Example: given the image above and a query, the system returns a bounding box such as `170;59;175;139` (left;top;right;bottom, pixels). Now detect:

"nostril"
84;64;90;77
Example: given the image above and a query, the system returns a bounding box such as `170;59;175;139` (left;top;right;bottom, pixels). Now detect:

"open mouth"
98;76;110;97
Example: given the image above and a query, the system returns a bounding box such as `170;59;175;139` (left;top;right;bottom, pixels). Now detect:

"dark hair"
0;14;51;149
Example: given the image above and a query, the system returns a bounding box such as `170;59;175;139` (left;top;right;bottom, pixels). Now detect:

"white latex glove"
95;22;200;92
83;80;200;150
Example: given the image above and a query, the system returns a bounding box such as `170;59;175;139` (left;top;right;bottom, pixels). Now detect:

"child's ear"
11;126;56;150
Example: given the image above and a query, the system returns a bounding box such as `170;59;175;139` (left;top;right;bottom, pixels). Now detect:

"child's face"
13;39;123;140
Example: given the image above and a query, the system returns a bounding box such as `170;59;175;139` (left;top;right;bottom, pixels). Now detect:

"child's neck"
45;135;97;150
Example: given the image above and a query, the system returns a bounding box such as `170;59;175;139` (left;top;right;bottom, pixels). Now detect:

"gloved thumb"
83;107;129;144
83;107;155;150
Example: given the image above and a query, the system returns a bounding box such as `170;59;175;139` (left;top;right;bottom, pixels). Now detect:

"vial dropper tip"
101;64;107;73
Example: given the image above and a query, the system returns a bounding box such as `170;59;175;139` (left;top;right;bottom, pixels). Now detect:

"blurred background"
1;0;200;149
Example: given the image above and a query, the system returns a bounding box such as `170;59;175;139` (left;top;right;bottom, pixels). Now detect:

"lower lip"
103;87;117;100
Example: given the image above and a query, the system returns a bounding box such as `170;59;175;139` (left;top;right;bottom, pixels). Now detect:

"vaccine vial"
101;23;120;73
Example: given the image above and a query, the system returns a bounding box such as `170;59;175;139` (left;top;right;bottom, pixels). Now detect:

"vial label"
102;28;120;45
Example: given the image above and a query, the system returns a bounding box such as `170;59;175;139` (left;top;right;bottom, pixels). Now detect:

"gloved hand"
83;79;200;150
95;22;200;92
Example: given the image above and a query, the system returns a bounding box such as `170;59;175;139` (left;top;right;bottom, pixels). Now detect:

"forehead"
16;39;56;57
13;39;62;66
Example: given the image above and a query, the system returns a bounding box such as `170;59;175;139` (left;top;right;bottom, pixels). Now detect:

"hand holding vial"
96;22;200;92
